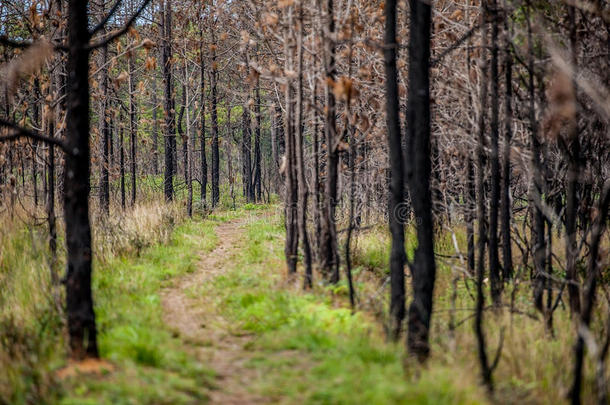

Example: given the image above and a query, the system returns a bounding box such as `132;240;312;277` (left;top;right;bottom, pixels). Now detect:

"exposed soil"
161;219;267;404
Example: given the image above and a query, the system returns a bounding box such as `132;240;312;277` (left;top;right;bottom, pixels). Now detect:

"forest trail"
160;218;267;404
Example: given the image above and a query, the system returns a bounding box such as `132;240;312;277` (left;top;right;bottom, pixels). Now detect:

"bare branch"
88;0;153;50
0;119;71;155
90;0;124;37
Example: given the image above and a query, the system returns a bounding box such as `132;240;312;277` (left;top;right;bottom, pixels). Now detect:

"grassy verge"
206;213;488;404
60;220;217;405
0;204;217;405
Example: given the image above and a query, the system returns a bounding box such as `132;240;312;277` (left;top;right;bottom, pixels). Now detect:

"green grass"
0;204;218;405
205;214;488;404
3;201;600;404
60;220;217;405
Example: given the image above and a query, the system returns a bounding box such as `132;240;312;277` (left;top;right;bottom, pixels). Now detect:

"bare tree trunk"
283;8;299;274
242;101;253;202
565;4;581;318
120;112;126;210
384;0;406;340
99;39;110;214
162;0;175;201
405;0;436;361
177;76;186;183
312;79;322;260
64;0;98;359
319;0;340;283
294;5;313;289
466;158;476;275
47;70;58;288
32;79;41;207
254;65;262;202
211;38;219;208
488;0;501;306
187;86;193;217
128;52;138;206
501;12;513;281
526;0;547;317
200;36;207;209
474;8;493;391
152;77;159;176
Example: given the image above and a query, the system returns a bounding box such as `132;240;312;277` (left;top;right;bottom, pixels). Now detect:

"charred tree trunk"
254;76;262;202
32;79;41;207
466;158;476;275
312;82;322;259
152;77;159;175
526;0;547;317
242;103;253;202
565;4;581;318
500;15;513;281
283;13;299;275
47;74;58;286
177;78;186;183
186;66;193;217
488;0;501;306
128;52;137;206
384;0;406;340
319;0;340;283
64;0;98;359
474;10;493;391
162;0;175;201
405;0;436;361
99;41;110;214
294;6;312;289
120;113;126;209
211;42;219;208
200;42;207;209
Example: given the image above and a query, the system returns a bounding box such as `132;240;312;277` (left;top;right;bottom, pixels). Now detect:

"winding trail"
160;218;266;404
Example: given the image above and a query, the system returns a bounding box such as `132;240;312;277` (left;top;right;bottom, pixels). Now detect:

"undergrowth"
207;214;488;404
0;203;215;404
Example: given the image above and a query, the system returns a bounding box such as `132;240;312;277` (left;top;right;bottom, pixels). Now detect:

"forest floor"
7;202;570;404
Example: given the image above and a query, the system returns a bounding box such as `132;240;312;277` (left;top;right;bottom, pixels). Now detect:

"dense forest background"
0;0;609;404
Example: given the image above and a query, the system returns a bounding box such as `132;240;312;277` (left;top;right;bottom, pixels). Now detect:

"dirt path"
161;218;267;404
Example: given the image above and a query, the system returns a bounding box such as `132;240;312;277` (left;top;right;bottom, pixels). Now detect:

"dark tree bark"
242;103;253;202
384;0;406;340
120;112;126;210
99;39;110;214
152;77;159;175
63;0;98;359
312;82;322;259
565;4;581;318
47;75;58;287
177;78;187;183
162;0;174;201
526;0;547;317
283;16;299;274
199;35;207;209
500;14;513;281
211;40;219;208
129;52;138;206
405;0;436;361
319;0;340;283
466;158;476;275
488;0;501;306
474;9;493;391
32;79;41;207
254;76;262;202
186;64;194;217
294;6;313;289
